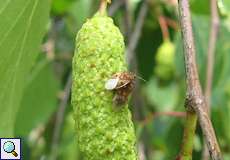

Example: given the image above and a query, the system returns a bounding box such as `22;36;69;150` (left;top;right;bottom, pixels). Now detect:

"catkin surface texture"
72;13;137;160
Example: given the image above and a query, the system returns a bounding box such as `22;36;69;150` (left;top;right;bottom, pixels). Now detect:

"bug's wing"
115;80;131;89
105;78;119;90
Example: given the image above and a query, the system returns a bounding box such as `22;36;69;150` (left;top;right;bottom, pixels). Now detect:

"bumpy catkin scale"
72;12;137;160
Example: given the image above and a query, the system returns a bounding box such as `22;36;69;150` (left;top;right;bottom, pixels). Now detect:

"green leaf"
165;119;183;159
15;57;59;136
69;0;91;26
190;0;210;15
66;0;92;33
144;78;179;112
0;0;50;137
51;0;75;15
218;0;230;17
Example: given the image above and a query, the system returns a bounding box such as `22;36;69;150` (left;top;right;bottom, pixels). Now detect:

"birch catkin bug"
105;72;145;106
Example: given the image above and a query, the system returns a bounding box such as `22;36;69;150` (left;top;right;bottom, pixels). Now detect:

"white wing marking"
105;78;119;90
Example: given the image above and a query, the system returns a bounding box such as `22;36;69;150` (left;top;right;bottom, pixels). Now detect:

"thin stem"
164;16;179;31
108;0;124;16
99;0;110;14
178;111;197;160
202;0;220;159
177;0;222;160
123;0;132;42
125;2;148;157
205;0;219;116
158;15;170;41
141;111;186;125
125;0;148;121
50;73;72;160
126;0;148;70
138;142;147;160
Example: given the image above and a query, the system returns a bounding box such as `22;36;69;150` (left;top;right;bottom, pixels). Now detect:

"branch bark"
177;0;222;160
202;0;220;159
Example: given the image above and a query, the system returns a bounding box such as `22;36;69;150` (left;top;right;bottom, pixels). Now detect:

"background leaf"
15;56;60;136
0;0;50;137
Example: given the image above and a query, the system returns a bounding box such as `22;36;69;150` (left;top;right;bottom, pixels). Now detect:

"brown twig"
164;16;179;31
125;2;148;157
177;0;222;160
124;0;148;119
108;0;124;16
123;0;132;42
125;0;148;125
42;39;55;60
158;15;170;41
202;0;220;159
138;142;147;160
204;0;220;116
99;0;110;14
140;111;186;125
50;73;72;160
126;0;148;69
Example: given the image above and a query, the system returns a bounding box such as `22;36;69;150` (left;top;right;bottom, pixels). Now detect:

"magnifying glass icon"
3;141;18;157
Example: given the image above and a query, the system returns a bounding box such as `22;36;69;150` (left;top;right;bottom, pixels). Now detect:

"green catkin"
72;12;137;160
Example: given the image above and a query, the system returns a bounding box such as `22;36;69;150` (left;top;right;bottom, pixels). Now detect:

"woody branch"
178;0;222;160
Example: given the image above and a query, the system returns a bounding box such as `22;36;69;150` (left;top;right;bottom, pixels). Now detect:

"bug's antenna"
135;75;146;82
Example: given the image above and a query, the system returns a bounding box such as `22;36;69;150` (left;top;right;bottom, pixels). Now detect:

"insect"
105;72;145;106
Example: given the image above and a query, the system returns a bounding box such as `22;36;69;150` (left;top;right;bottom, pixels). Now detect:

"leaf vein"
0;0;31;47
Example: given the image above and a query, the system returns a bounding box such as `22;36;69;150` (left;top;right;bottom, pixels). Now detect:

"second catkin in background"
71;6;137;160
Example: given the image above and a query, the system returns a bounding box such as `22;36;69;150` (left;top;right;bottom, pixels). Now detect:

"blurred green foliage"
0;0;230;159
